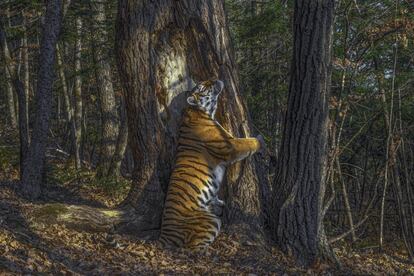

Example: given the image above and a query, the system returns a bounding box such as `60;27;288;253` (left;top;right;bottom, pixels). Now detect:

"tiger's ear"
187;96;197;106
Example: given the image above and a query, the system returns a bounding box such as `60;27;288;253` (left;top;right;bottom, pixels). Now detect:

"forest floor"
1;177;413;275
0;124;413;276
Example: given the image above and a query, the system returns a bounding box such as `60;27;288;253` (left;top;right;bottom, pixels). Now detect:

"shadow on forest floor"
1;179;413;275
0;180;284;274
0;182;97;274
0;181;168;274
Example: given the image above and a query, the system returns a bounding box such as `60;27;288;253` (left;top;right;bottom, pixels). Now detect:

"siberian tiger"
159;79;264;250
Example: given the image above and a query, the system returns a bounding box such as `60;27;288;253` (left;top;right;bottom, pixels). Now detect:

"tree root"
29;203;158;238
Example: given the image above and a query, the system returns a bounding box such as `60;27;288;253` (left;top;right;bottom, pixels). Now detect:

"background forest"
1;0;414;274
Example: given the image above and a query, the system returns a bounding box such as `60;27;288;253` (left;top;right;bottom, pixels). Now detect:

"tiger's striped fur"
159;80;263;249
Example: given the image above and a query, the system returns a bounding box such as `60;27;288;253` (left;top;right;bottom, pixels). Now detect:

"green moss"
33;203;69;219
354;238;378;249
101;210;120;218
0;146;19;174
92;176;131;197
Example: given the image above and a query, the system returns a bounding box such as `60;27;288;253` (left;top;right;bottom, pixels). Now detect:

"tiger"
159;79;265;250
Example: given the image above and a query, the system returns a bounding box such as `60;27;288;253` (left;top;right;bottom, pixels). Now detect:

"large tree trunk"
91;0;119;178
271;0;335;267
116;1;268;233
20;0;63;199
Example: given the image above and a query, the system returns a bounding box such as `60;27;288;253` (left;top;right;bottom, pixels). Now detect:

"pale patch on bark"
156;36;195;135
159;49;193;104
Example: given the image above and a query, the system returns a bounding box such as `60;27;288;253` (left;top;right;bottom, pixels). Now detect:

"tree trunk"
15;79;29;175
336;157;356;242
374;47;414;260
22;12;30;129
0;22;29;174
91;0;119;178
56;43;78;165
271;0;335;267
397;142;414;261
108;96;128;179
21;0;63;199
116;0;268;234
0;8;17;128
56;44;73;126
3;57;17;128
73;17;83;169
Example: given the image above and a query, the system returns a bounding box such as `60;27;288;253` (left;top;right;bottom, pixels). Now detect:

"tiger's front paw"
213;197;225;207
209;196;225;216
257;134;266;155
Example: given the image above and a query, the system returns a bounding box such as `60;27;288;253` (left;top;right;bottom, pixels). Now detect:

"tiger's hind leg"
185;211;222;250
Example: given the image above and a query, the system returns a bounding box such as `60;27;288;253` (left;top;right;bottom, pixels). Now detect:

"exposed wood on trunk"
115;0;268;234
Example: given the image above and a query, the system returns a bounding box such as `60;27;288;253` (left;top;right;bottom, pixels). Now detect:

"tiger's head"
187;79;224;118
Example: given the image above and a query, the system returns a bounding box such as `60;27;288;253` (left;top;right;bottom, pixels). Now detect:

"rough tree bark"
14;79;29;174
20;0;63;199
56;45;72;123
91;0;119;178
0;22;29;174
271;0;336;267
73;17;83;169
0;8;18;129
4;61;17;128
115;0;268;234
22;12;30;128
108;96;128;179
56;43;80;168
1;27;17;129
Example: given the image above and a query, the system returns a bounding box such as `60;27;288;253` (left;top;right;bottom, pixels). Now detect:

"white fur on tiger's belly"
213;165;225;188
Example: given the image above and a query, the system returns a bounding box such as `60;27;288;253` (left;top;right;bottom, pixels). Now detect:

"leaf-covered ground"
0;178;413;275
